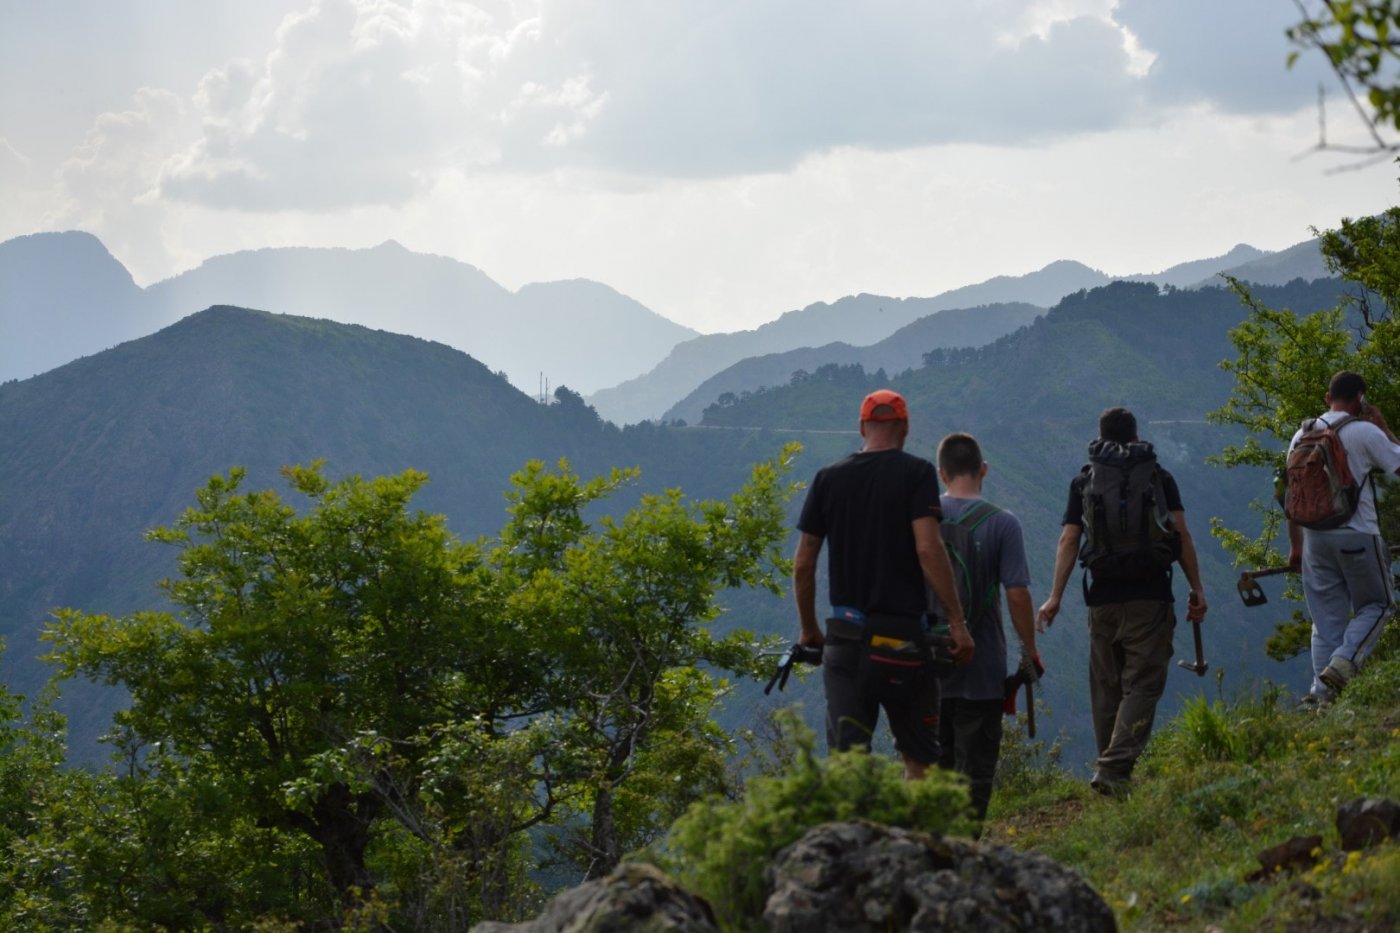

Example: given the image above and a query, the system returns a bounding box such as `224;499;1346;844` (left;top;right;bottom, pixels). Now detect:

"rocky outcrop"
1336;796;1400;851
474;821;1117;932
764;820;1116;932
470;861;718;933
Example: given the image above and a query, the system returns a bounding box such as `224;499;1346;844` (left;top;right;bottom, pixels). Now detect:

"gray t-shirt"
938;495;1031;702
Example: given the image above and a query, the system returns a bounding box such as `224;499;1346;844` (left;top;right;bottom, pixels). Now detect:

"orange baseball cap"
860;389;908;422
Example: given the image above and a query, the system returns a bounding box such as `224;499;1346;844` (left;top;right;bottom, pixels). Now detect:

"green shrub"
652;721;970;928
1177;694;1238;763
992;709;1070;807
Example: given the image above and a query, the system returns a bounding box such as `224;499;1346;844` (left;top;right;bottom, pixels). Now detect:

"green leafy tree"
1210;207;1399;656
487;449;799;878
41;449;798;924
44;464;524;915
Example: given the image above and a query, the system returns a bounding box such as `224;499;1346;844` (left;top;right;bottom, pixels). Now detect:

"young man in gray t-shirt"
933;432;1040;826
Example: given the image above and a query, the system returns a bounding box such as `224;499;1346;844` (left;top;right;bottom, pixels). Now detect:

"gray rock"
1336;797;1400;851
470;861;718;933
764;820;1116;933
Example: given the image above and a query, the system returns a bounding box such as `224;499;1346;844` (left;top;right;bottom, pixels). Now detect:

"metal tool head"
1237;573;1269;607
1177;657;1208;676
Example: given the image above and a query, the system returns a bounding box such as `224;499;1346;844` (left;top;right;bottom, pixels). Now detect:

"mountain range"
3;233;1330;428
584;243;1331;424
0;232;696;396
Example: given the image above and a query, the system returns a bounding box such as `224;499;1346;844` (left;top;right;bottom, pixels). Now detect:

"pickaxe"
1003;654;1043;738
1178;592;1208;677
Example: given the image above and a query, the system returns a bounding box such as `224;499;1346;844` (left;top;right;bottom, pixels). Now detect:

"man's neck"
943;478;981;498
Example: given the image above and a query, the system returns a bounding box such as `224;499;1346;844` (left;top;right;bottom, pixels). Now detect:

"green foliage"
1263;609;1314;661
27;447;798;927
654;716;970;928
988;710;1069;808
1153;683;1296;768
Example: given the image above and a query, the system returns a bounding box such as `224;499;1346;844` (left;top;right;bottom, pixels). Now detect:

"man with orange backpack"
1285;371;1400;703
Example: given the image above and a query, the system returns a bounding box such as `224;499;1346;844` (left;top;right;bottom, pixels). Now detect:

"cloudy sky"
2;0;1395;333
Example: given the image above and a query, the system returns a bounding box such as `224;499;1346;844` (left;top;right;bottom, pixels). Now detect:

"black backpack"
928;499;1002;626
1078;440;1179;582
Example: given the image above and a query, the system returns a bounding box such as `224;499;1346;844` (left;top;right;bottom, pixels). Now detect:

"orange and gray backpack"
1284;414;1366;530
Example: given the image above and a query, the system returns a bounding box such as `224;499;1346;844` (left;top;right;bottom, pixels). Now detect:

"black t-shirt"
797;448;942;617
1062;465;1184;605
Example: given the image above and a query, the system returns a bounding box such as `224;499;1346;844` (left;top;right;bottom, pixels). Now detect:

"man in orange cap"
793;388;972;778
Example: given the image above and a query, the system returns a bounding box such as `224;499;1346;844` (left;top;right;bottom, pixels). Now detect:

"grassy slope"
985;630;1400;931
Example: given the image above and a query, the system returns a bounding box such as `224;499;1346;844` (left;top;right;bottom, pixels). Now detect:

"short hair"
1099;407;1137;444
937;432;983;479
1328;370;1367;402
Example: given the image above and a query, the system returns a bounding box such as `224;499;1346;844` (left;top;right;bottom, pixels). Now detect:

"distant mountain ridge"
588;241;1329;425
1;231;1329;427
661;302;1044;425
0;233;698;395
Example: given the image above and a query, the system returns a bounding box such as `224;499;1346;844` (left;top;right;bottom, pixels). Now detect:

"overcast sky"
2;0;1395;333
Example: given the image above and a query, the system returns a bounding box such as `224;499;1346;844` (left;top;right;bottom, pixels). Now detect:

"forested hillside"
0;306;779;752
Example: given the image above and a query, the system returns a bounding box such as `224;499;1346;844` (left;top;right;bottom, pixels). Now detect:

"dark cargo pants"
1088;599;1174;779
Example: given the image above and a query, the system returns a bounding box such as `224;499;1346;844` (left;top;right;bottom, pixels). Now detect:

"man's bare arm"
793;532;824;647
1035;523;1081;630
1171;510;1208;623
1006;586;1037;658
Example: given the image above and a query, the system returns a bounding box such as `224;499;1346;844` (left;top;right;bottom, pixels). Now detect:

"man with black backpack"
931;432;1041;826
1036;408;1207;797
793;389;973;779
1285;371;1400;703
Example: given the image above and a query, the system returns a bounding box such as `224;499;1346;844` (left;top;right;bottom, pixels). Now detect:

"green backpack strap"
949;499;1001;531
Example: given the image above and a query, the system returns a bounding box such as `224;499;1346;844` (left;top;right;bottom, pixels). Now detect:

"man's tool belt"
830;611;947;703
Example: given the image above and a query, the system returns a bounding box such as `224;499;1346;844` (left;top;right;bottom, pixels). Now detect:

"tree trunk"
307;783;381;908
585;784;619;880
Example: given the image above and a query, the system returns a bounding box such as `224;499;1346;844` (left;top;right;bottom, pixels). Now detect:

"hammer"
1178;592;1207;677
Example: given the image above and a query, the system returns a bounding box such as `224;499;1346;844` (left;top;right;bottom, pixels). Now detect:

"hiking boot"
1090;771;1130;799
1319;657;1357;694
1296;692;1334;711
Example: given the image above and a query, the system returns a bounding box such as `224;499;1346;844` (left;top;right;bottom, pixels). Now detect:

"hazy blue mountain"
587;244;1336;426
662;303;1044;425
0;235;698;394
1124;243;1268;289
1204;236;1329;287
0;232;145;381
